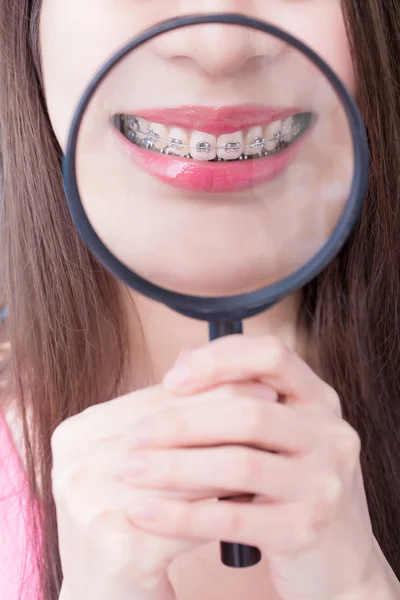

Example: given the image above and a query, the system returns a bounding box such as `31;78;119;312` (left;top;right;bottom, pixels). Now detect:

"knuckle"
241;402;266;441
299;517;319;548
279;506;318;553
323;385;342;414
266;338;290;370
236;448;263;488
312;474;343;519
225;506;245;539
133;537;171;581
51;462;86;505
326;421;361;464
295;501;321;547
87;506;117;533
338;437;361;475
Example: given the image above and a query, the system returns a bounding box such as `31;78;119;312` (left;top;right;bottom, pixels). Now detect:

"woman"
0;1;400;599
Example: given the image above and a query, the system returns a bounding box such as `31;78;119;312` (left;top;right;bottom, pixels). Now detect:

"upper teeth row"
123;115;301;161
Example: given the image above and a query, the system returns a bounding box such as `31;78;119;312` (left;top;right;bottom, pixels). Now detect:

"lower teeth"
115;112;314;162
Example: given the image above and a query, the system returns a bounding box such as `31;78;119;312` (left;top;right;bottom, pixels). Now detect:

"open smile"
112;105;315;192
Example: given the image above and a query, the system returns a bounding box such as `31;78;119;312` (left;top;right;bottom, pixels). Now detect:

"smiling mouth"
113;112;314;163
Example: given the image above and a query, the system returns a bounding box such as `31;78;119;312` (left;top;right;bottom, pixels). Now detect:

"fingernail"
129;500;159;522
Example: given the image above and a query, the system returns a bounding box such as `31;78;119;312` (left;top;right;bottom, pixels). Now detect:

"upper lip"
118;104;304;136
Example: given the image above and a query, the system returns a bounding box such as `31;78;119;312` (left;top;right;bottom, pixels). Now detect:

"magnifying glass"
63;13;369;570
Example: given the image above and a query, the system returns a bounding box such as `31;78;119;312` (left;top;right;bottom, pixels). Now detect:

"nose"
152;19;285;78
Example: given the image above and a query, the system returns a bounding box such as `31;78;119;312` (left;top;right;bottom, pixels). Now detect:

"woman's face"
40;1;355;296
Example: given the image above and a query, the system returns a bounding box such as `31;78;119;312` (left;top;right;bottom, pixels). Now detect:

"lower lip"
114;130;307;193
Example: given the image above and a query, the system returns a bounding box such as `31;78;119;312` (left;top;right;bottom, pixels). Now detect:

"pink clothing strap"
0;409;40;599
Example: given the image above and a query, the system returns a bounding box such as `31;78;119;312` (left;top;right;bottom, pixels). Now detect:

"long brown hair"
1;1;400;598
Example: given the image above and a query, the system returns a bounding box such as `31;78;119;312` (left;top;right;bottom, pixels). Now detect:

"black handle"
220;541;261;568
209;321;262;568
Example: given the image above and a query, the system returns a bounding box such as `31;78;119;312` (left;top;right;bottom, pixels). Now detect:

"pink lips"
114;105;308;193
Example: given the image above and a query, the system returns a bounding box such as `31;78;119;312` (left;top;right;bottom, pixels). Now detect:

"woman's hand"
123;335;386;600
52;379;271;600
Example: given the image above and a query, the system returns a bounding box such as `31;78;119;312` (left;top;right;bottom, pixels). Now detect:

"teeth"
244;126;264;156
135;117;150;142
264;120;282;152
120;113;311;161
281;116;298;143
122;116;140;142
190;131;217;161
167;127;189;156
125;116;139;133
217;131;243;161
148;123;169;150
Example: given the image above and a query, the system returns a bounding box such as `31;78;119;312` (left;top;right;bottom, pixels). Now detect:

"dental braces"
124;117;301;157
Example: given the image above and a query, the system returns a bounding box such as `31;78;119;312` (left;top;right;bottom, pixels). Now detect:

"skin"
40;2;400;600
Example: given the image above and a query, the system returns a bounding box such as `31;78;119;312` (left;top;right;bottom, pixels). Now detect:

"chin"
141;266;276;298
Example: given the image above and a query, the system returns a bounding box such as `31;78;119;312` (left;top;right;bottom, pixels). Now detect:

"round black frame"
63;13;369;322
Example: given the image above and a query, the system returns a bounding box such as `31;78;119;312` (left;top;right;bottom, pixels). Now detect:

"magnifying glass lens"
74;23;354;299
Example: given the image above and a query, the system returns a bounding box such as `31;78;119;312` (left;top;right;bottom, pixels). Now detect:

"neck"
125;289;305;386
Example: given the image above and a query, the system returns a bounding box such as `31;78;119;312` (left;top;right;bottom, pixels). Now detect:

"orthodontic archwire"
123;117;301;157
